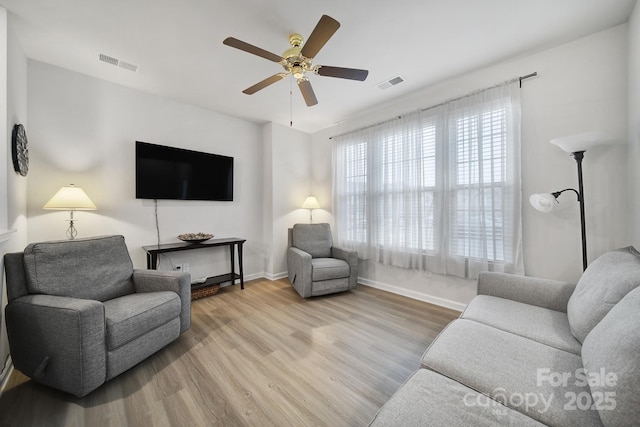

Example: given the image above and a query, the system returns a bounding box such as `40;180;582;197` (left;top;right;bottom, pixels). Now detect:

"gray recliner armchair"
3;235;191;397
287;223;357;298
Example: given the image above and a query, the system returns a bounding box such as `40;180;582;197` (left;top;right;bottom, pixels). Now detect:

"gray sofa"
287;223;357;297
370;246;640;426
4;235;191;397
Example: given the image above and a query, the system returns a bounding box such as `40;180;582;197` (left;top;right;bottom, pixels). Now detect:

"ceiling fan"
223;15;369;106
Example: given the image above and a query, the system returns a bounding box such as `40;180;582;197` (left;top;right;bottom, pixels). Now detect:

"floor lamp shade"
550;131;619;153
529;193;557;213
43;184;96;239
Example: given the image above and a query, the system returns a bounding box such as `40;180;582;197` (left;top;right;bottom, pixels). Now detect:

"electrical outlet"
182;263;190;272
175;263;183;271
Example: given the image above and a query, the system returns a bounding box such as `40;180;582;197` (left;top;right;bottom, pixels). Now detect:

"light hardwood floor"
0;279;460;427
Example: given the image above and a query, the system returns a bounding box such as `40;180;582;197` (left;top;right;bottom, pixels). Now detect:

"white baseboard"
359;277;466;312
0;356;13;398
255;273;465;312
239;272;287;282
262;271;288;281
244;272;267;282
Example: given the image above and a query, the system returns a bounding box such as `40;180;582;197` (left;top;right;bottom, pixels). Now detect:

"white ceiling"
1;0;636;133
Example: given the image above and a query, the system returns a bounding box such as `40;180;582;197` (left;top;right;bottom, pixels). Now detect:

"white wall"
26;61;265;281
1;8;28;386
262;122;313;278
0;9;6;233
5;15;27;248
629;2;640;248
312;25;630;308
262;124;275;275
310;130;333;226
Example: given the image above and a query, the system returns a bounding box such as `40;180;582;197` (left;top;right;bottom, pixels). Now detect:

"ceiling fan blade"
243;74;286;95
317;66;369;81
298;79;318;106
300;15;340;59
223;37;282;63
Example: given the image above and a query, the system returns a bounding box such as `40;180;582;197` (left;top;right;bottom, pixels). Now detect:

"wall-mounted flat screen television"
136;141;233;201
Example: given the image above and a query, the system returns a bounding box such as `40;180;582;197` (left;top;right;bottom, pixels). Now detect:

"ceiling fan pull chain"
290;76;293;127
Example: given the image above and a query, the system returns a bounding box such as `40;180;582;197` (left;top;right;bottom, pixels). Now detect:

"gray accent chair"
287;223;357;298
370;246;640;426
3;235;191;397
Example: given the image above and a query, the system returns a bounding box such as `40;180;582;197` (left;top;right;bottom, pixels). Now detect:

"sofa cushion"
422;319;603;427
23;235;135;301
311;258;350;281
369;369;546;427
103;291;181;350
582;286;640;427
292;223;332;258
567;246;640;343
462;295;582;355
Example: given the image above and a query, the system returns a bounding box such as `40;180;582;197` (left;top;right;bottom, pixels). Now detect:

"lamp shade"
529;193;556;213
550;131;619;153
43;185;97;210
301;195;321;209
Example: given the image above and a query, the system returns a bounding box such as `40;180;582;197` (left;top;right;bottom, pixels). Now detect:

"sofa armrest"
133;269;191;333
6;294;106;397
332;246;358;289
287;247;312;297
477;271;576;312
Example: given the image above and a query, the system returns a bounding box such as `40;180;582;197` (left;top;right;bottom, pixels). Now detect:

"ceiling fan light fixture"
292;65;305;79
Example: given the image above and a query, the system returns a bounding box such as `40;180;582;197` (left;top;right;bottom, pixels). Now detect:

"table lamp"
43;184;97;240
301;195;321;223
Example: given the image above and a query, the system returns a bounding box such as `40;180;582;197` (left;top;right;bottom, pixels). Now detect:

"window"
332;83;523;279
338;142;367;244
450;107;507;261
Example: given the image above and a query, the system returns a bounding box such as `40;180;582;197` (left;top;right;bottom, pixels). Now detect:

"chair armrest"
332;246;358;289
477;271;576;312
287;247;312;297
5;294;106;397
133;269;191;333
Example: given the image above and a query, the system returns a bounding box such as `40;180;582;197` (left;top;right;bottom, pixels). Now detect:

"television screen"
136;141;233;201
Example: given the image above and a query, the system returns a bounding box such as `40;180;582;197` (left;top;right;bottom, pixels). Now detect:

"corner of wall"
2;5;29;395
629;2;640;248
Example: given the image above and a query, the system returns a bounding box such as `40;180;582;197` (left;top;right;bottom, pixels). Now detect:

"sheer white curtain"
332;82;523;279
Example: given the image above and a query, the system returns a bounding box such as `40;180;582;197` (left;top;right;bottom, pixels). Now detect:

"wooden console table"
142;237;246;290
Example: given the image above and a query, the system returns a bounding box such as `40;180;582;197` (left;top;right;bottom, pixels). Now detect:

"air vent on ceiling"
376;75;404;90
98;53;138;72
118;60;138;72
98;53;118;66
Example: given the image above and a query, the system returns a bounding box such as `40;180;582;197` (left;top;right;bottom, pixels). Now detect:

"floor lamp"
529;132;617;271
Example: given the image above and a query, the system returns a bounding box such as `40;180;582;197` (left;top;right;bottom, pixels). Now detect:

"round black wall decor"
11;124;29;176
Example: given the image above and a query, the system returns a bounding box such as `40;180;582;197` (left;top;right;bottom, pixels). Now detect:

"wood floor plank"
0;279;460;426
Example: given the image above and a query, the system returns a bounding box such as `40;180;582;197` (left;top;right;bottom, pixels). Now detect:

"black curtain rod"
329;72;537;140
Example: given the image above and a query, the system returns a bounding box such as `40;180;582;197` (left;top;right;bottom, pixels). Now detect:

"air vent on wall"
376;75;404;90
98;53;138;72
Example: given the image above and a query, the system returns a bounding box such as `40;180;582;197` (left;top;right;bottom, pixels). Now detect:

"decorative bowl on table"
177;232;213;243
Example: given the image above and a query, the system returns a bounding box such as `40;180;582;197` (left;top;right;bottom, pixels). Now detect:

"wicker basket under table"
191;284;220;300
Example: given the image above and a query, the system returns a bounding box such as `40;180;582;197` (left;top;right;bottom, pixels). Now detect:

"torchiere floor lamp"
530;132;617;271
